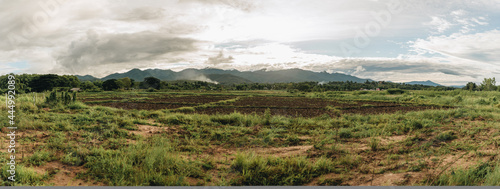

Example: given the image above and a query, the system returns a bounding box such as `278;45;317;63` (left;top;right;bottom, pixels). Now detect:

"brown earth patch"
128;125;169;137
249;145;314;157
379;135;408;145
86;102;190;110
354;172;426;186
306;173;351;186
32;161;104;186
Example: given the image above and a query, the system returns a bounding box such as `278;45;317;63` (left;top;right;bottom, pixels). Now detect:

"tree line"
0;73;498;93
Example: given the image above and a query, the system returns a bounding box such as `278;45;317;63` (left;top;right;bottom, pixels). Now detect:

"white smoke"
177;69;219;84
189;75;219;84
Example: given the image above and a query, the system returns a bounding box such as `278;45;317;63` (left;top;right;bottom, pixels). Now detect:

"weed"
432;162;495;185
230;152;335;185
338;128;352;139
435;131;457;142
369;137;380;151
28;149;55;166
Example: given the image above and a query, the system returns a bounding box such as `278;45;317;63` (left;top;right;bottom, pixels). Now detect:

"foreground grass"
0;90;499;186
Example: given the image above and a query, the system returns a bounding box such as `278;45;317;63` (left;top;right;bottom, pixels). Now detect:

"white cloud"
426;16;452;33
352;66;366;75
412;30;500;63
0;0;499;85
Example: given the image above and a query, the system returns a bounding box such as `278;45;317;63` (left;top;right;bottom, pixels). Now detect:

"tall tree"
81;81;97;91
464;82;478;91
119;77;132;90
102;79;120;91
29;74;59;92
143;77;161;89
480;78;496;91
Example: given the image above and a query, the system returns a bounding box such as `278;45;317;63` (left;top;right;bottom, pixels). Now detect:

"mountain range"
76;68;459;87
76;68;372;84
404;80;442;86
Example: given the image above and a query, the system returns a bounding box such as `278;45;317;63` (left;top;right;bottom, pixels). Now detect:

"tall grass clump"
431;162;499;186
158;113;192;125
28;149;55;166
263;108;272;125
230;152;336;185
435;131;457;142
387;88;405;95
0;164;48;186
85;137;205;186
67;101;88;109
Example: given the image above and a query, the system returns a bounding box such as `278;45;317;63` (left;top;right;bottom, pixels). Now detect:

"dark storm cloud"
55;30;199;73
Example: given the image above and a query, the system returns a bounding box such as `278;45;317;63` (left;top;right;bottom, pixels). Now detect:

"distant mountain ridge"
76;68;372;84
404;80;442;86
76;75;100;81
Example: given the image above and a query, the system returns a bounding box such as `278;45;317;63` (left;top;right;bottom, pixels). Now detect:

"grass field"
1;89;500;186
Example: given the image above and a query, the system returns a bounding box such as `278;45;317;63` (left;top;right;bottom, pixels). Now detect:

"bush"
387;88;405;95
146;88;158;92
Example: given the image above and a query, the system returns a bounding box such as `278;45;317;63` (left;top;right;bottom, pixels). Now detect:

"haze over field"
1;0;500;85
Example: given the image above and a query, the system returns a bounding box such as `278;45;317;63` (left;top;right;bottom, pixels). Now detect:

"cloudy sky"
1;0;500;85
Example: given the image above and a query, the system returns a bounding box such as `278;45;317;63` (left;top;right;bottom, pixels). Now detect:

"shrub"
146;88;158;92
387;88;405;95
45;91;58;105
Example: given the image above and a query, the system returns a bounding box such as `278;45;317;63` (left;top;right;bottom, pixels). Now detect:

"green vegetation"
1;81;500;186
1;73;471;94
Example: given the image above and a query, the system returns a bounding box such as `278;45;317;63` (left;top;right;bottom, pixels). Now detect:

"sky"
1;0;500;85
